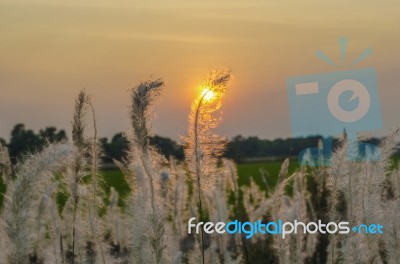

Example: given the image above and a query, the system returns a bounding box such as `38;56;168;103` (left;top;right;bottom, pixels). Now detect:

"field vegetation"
0;70;399;264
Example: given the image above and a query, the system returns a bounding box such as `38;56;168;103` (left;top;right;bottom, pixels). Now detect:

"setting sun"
201;87;216;101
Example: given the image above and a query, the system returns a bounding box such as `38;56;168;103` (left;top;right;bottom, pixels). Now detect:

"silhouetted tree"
39;127;67;144
101;134;184;163
8;124;67;162
101;133;130;163
8;124;41;161
150;135;184;160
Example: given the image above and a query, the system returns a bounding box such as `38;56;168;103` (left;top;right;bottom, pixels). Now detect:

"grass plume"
2;143;75;263
185;69;232;264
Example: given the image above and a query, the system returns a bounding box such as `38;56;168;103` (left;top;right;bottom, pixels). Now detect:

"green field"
2;156;398;208
99;160;298;200
0;161;296;209
236;161;297;187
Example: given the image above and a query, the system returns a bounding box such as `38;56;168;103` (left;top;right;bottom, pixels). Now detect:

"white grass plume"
0;143;12;183
184;69;231;264
1;143;75;264
87;95;107;264
64;90;107;264
34;182;60;263
185;69;232;190
107;187;127;251
126;78;166;264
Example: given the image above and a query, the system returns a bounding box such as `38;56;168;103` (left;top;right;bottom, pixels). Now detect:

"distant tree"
8;124;67;162
39;127;67;143
8;124;41;161
101;133;130;163
225;134;326;162
150;135;184;160
101;133;184;163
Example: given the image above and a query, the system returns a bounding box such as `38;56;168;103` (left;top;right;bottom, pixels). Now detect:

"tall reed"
125;79;166;263
185;69;232;264
0;143;12;184
2;143;75;263
64;90;107;264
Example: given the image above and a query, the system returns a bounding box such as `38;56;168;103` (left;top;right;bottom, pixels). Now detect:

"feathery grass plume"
107;187;128;257
253;158;292;221
221;159;239;195
34;182;60;264
0;143;12;183
242;178;264;222
364;129;400;264
210;163;240;263
259;167;270;190
220;159;246;262
0;143;8;262
326;137;348;263
266;160;295;263
280;175;307;264
63;90;101;264
382;198;400;263
326;130;400;263
292;171;317;263
0;143;12;216
113;159;134;190
372;128;400;177
166;158;197;263
166;158;192;262
62;172;89;264
86;96;108;264
0;228;6;264
43;183;65;264
63;90;108;264
126;78;166;263
168;158;186;239
158;166;183;264
66;90;90;264
184;69;232;264
1;143;75;264
270;168;319;264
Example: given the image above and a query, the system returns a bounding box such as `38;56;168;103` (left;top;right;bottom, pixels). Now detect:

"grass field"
236;160;297;187
0;160;295;209
99;160;298;200
1;157;397;208
100;157;399;201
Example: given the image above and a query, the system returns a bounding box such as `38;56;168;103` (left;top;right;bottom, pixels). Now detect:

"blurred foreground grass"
237;160;297;187
3;157;399;209
97;160;298;203
0;161;297;209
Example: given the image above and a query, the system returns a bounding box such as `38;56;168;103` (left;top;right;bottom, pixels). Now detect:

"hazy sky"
1;0;399;142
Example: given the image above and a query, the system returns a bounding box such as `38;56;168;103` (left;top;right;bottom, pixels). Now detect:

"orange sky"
1;0;399;141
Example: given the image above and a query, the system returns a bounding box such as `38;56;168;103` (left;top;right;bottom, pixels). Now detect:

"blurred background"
1;0;399;142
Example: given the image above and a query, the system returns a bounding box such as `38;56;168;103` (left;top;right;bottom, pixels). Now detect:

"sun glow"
201;87;216;101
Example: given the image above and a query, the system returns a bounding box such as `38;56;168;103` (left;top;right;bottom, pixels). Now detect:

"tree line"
1;124;397;164
0;124;184;164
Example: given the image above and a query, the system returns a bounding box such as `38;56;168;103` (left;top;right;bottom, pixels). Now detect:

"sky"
1;0;399;142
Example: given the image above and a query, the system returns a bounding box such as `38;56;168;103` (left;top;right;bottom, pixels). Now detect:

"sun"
200;86;216;101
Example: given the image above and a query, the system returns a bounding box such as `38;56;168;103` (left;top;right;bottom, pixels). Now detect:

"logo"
188;218;383;239
286;37;382;166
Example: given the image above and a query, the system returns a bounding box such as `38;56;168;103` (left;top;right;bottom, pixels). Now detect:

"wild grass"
184;69;232;264
0;70;399;264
